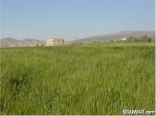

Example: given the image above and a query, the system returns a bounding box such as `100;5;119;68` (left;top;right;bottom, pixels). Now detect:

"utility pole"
118;35;119;40
76;37;77;44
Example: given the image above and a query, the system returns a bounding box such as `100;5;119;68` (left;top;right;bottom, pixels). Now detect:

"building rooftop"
47;38;64;41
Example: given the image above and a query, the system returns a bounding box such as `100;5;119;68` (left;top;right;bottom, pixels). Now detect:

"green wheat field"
0;42;155;115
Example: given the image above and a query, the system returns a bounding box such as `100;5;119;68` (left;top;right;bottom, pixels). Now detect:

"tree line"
125;35;155;42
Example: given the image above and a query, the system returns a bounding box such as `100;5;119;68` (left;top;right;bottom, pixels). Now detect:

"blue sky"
1;0;155;40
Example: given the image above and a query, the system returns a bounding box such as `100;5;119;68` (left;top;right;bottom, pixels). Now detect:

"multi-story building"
46;38;65;46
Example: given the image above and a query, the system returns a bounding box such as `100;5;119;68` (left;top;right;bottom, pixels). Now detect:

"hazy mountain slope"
0;37;19;46
0;38;46;46
77;31;155;43
1;31;155;46
22;38;40;42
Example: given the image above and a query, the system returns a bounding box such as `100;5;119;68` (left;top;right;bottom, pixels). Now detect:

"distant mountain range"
0;38;45;47
75;31;155;43
0;31;155;47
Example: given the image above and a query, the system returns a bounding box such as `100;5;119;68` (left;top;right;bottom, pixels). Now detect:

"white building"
121;38;127;41
46;38;64;46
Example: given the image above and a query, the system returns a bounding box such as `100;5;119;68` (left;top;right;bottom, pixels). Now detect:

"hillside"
0;38;46;47
1;31;155;46
76;31;155;43
0;38;20;46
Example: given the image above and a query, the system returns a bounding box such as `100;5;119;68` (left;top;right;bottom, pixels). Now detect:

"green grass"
0;42;155;115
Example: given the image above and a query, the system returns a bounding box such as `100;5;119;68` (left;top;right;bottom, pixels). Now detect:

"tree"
151;37;155;42
126;36;134;42
126;35;154;42
140;35;152;42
